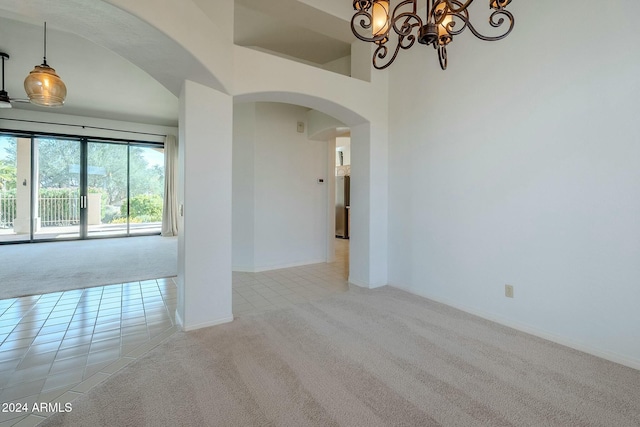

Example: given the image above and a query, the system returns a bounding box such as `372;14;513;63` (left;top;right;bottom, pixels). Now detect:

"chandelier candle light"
351;0;514;70
24;22;67;107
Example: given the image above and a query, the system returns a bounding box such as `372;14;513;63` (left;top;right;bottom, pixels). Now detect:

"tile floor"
232;239;350;315
0;239;350;426
0;278;178;426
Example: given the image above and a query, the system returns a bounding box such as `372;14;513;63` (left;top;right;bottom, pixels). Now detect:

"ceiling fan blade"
1;53;29;108
0;90;12;108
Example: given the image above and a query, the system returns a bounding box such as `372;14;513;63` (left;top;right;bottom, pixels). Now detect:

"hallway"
233;238;349;315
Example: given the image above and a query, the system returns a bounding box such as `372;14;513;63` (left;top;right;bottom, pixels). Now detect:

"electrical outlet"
505;284;514;298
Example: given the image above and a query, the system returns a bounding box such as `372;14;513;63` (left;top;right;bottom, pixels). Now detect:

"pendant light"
24;22;67;107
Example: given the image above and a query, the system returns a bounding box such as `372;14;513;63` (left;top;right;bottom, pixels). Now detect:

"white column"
176;80;233;331
349;122;389;288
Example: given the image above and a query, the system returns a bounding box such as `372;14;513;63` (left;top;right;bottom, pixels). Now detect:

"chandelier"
351;0;515;70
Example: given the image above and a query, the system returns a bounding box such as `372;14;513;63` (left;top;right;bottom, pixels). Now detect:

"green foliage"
109;217;142;224
121;194;163;222
38;188;79;198
102;205;122;224
86;145;164;206
0;160;16;190
87;143;127;206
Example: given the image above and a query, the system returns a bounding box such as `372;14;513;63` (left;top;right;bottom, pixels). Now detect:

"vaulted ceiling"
0;1;355;127
0;14;180;126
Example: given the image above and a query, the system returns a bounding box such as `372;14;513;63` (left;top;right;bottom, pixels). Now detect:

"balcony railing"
0;194;80;229
39;196;80;227
0;193;15;229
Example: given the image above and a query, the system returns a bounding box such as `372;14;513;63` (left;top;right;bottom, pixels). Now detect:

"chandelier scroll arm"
372;19;421;69
451;9;514;41
351;8;390;44
443;0;474;13
373;44;398;70
438;45;448;70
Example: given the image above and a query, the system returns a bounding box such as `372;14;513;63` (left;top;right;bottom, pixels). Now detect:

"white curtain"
162;134;179;237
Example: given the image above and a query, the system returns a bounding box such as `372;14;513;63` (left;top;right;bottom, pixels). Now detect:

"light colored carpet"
0;236;177;299
42;286;640;427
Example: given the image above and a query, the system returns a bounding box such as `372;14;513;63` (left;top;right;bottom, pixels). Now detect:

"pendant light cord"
42;22;48;66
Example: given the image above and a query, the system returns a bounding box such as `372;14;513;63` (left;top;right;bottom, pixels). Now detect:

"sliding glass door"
87;142;128;238
33;137;82;240
0;132;165;243
0;135;32;243
87;142;164;237
130;145;164;235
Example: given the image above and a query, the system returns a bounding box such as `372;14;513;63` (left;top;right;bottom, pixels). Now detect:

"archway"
233;91;387;289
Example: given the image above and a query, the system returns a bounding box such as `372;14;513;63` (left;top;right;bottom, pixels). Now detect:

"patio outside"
0;191;162;241
0;135;164;243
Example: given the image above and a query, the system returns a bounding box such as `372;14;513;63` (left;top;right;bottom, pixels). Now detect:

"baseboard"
390;283;640;372
233;259;326;273
174;310;233;332
348;276;387;289
181;316;234;332
232;266;255;273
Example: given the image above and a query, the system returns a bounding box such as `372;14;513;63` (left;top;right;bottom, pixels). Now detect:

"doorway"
0;133;165;243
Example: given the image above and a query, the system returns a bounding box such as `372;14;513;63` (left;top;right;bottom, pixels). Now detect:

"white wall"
0;109;176;143
387;0;640;368
323;56;351;76
233;102;329;272
306;110;348;141
350;41;372;82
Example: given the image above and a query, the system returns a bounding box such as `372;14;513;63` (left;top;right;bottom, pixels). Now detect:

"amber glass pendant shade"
24;64;66;107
